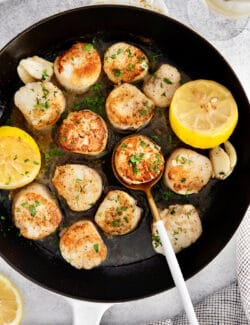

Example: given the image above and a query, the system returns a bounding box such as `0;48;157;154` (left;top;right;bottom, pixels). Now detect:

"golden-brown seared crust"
164;148;212;195
114;135;165;185
59;220;107;269
103;42;148;84
152;204;202;254
58;110;108;155
14;81;66;130
106;83;155;131
52;164;103;211
12;183;62;240
95;190;142;235
54;42;101;93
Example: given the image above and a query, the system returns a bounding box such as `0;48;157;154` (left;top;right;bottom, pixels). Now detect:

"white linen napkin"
148;209;250;325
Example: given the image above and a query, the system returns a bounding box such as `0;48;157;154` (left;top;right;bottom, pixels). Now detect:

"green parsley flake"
152;234;162;248
163;77;173;84
93;244;99;253
85;43;94;51
41;69;48;81
113;69;121;77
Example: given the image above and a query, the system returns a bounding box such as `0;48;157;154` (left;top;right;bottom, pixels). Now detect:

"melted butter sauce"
1;33;216;267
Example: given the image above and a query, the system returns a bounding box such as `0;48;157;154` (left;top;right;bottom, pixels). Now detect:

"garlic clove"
209;146;231;179
224;140;237;170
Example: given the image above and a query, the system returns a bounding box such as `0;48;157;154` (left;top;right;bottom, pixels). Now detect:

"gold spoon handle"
145;189;199;325
145;188;161;222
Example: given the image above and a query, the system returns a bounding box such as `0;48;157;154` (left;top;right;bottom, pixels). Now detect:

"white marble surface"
0;1;249;324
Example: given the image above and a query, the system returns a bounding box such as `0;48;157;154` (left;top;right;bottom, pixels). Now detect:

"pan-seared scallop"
54;42;101;93
104;42;149;84
59;220;107;270
143;64;181;108
52;164;103;211
114;135;165;185
58;110;108;156
17;56;53;84
106;83;155;131
164;148;212;195
14;81;66;130
12;182;62;240
152;204;202;254
95;190;142;235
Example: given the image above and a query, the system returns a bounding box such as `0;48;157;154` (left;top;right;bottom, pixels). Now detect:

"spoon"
112;135;199;325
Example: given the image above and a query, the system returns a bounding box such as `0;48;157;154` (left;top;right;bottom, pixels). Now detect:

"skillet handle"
66;298;113;325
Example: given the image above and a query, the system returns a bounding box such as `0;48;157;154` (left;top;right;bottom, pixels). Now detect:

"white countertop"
0;1;249;324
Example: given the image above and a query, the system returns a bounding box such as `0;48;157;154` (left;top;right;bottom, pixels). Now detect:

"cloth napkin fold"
148;209;250;325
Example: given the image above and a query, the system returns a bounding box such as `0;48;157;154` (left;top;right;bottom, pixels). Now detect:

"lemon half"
169;80;238;149
0;126;41;190
0;273;24;325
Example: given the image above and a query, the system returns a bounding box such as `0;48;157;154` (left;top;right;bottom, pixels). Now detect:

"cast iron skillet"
0;5;249;302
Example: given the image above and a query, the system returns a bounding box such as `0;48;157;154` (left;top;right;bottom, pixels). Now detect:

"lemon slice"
0;273;24;325
169;80;238;149
0;126;41;189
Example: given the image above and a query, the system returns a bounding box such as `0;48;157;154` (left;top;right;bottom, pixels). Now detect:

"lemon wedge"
0;126;41;190
0;273;24;325
169;80;238;149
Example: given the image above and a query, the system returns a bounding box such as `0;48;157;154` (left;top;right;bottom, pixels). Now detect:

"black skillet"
0;5;249;303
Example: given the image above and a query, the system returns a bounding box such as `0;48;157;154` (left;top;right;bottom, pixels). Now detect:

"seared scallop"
52;164;103;211
17;56;53;84
106;83;155;131
95;190;142;235
54;42;101;93
113;135;165;185
58;110;108;156
59;220;107;269
143;64;181;107
152;204;202;254
103;42;148;84
14;81;66;130
12;182;62;240
164;148;212;195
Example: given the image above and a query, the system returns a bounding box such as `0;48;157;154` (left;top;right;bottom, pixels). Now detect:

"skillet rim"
0;4;249;303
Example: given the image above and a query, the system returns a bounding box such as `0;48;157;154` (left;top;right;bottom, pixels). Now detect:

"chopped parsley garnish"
73;84;105;117
168;134;173;144
126;48;133;58
163;77;173;84
149;54;162;62
129;153;144;166
116;206;128;215
29;205;36;217
33;161;39;165
24;158;29;163
21;202;28;208
139;109;147;116
152;234;162;248
93;244;99;253
140;140;146;147
117;48;123;55
121;143;127;149
84;43;94;51
162;190;173;201
41;69;48;81
60;136;66;142
113;69;121;77
181;178;186;183
128;63;134;71
112;219;121;227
